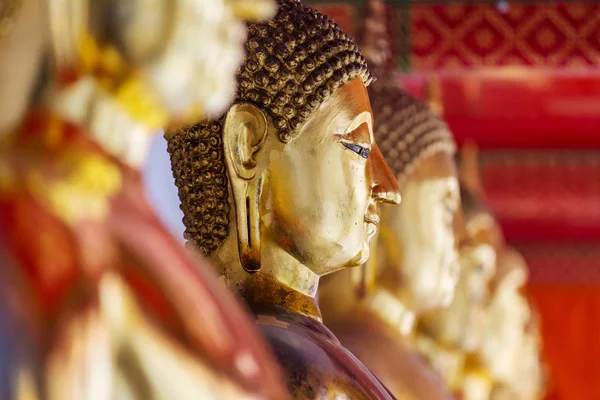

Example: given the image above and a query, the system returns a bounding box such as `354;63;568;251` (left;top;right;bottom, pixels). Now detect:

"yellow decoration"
115;76;169;130
77;34;168;130
28;148;122;225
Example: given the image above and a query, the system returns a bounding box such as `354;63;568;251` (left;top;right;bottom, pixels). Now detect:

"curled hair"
369;68;456;186
167;0;371;254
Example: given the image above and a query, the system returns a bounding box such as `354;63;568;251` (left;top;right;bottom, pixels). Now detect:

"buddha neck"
51;77;153;169
363;287;416;337
358;225;416;336
213;231;322;321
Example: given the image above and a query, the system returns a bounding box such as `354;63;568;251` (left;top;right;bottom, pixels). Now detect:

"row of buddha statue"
0;0;545;399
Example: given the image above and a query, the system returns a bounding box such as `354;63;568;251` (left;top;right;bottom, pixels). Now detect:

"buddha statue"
0;0;290;399
318;1;459;398
455;144;544;400
416;184;498;400
166;0;401;397
484;247;534;400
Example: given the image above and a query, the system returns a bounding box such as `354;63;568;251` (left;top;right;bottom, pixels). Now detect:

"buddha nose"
369;143;401;205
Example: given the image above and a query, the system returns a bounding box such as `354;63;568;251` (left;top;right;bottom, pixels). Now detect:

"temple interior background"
142;1;600;398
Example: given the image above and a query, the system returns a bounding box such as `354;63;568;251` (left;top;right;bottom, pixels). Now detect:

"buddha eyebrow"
343;121;372;148
344;111;372;135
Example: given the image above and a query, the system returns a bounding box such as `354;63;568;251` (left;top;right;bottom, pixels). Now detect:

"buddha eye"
341;141;371;159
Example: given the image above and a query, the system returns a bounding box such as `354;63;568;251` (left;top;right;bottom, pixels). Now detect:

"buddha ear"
223;103;268;273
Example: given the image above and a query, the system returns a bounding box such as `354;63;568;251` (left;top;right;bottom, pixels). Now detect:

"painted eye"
342;142;371;159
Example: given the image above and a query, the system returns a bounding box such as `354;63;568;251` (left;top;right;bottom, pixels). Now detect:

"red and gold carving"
411;2;600;70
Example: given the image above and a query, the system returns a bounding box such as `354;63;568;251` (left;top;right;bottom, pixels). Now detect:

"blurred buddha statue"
452;144;544;400
416;183;498;400
484;247;531;400
487;246;546;400
166;0;402;397
517;312;546;400
318;1;459;398
0;0;290;399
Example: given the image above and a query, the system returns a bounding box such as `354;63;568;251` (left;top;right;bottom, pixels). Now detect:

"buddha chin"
324;207;379;271
348;217;379;268
267;203;378;275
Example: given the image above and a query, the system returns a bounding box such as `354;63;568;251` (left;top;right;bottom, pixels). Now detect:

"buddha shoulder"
255;311;395;400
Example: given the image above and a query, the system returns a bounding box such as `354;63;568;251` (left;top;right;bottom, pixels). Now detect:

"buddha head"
372;83;460;313
420;186;497;351
167;0;400;298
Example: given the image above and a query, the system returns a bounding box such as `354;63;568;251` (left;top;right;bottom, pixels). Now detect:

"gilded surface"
167;1;402;397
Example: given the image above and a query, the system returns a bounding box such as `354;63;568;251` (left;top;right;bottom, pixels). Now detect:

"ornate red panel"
479;149;600;241
411;3;600;70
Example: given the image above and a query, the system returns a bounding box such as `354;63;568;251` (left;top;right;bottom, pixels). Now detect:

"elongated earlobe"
223;103;268;273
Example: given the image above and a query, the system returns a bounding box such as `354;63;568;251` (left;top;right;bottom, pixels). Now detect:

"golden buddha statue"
0;0;289;399
166;0;402;397
484;248;535;400
455;144;544;400
416;184;498;400
318;1;459;398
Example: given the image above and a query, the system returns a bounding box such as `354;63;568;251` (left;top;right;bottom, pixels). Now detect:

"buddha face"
457;242;496;348
259;78;400;275
422;240;496;350
382;152;460;311
222;77;400;277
